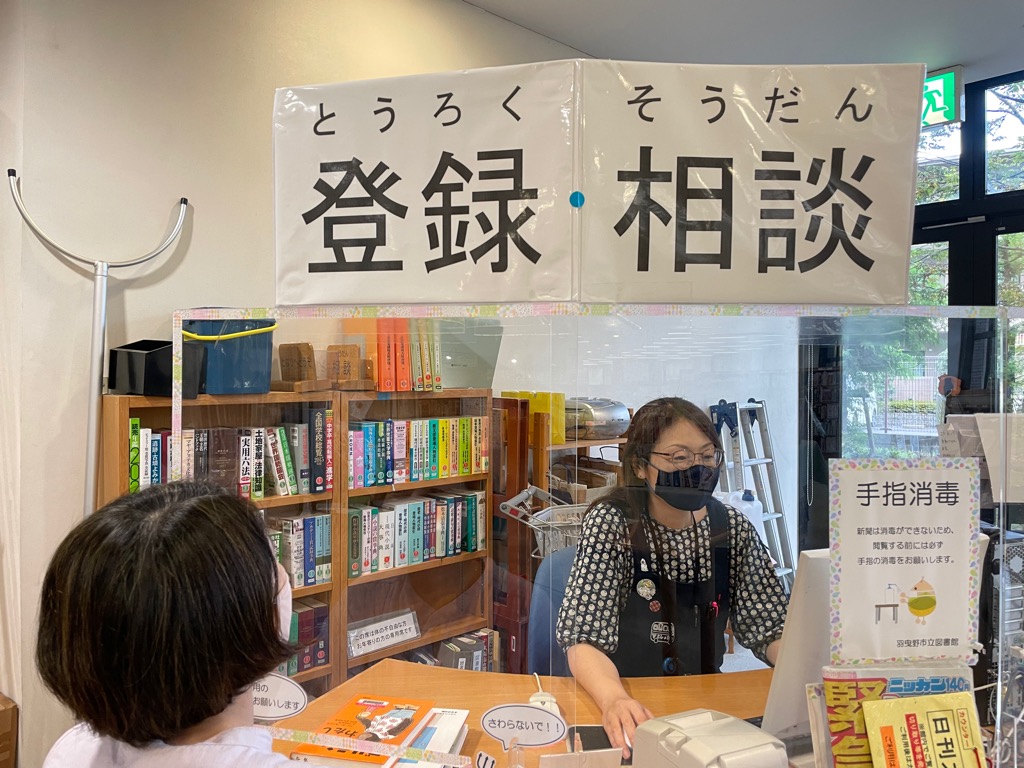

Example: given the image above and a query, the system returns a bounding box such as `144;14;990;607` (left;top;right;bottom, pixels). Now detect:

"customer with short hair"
38;481;295;766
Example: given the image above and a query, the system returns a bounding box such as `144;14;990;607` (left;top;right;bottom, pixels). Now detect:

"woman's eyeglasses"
649;448;724;470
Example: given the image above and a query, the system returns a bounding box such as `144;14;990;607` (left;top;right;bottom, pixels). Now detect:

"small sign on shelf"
346;609;420;658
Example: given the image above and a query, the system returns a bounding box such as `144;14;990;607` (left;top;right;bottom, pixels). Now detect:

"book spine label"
138;427;152;488
181;429;196;480
347;508;361;578
309;408;327;493
378;508;395;570
362;423;376;487
324;408;334;491
393;420;409;484
410;500;423;564
375;421;386;485
459;417;472;475
383;418;395;485
302;515;316;586
314;514;325;584
250;427;265;500
265;429;290;496
395;504;409;567
360;506;372;576
438;418;450;479
472;416;483;475
150;433;162;485
448;418;459;479
430;318;443;391
128;417;141;493
277;426;299;495
370;508;380;572
237;428;253;498
323;513;332;583
428;419;439;480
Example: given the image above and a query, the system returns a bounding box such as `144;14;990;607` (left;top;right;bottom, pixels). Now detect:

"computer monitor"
760;548;830;741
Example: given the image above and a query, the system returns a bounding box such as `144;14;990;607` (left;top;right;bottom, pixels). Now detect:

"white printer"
632;709;788;768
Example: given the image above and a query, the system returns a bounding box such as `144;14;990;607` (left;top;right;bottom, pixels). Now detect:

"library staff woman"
37;481;296;767
555;397;788;756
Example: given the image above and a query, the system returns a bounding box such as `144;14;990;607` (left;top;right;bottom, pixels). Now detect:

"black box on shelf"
107;339;206;399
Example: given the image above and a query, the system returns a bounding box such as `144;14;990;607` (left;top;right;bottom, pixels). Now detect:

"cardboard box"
0;692;17;768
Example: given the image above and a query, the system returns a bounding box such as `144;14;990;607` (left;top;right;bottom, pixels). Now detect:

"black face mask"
644;463;720;512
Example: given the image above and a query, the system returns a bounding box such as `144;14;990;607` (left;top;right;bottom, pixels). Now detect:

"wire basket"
499;485;588;559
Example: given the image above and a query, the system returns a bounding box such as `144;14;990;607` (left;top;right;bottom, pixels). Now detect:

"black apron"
607;497;730;677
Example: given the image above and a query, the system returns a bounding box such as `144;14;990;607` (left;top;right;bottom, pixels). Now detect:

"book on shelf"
207;427;240;493
250;427;265;500
149;431;163;485
410;327;424;392
194;427;209;481
284;422;311;495
138;427;152;489
181;428;196;480
392;420;409;485
325;408;335;492
290;694;435;766
264;428;291;497
395;708;470;768
276;425;300;495
430;318;443;392
128;417;141;492
347;508;362;578
377;506;396;571
416;318;433;392
377;318;396;393
394;318;412;392
237;428;253;498
861;691;985;768
309;407;328;494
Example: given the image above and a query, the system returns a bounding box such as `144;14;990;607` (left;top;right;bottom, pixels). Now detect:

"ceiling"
462;0;1023;75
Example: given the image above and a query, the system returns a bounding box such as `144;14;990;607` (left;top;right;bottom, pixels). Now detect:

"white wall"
0;0;24;712
8;1;580;762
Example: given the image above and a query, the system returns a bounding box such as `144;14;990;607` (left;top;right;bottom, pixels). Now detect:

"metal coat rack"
8;169;188;516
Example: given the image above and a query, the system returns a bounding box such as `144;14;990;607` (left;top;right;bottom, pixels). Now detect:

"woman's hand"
600;693;653;759
566;643;653;759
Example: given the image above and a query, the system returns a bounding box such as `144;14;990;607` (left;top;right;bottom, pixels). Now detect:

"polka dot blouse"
555;500;789;665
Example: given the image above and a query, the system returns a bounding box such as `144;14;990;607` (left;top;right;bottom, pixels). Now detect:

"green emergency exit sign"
922;66;963;128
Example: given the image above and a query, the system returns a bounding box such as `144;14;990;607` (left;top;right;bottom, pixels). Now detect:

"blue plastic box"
182;319;276;394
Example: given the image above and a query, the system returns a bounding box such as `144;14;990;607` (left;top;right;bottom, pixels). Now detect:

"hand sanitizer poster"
828;457;981;665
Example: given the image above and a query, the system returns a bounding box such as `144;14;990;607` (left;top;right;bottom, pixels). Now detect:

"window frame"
913;69;1024;306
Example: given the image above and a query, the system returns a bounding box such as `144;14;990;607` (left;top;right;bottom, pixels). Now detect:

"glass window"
916;124;961;204
998;229;1024;410
909;241;949;305
985;77;1024;195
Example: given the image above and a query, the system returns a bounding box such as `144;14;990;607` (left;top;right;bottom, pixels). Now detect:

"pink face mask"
275;562;292;642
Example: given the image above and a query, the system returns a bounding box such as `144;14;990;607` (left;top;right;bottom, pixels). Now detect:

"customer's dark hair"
37;481;290;746
595;396;721;524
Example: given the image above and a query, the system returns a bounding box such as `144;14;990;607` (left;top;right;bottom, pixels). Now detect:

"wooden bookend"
326;344;362;382
279;342;317;382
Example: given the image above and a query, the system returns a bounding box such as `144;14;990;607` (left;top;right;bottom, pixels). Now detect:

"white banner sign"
274;61;576;305
581;61;923;303
275;60;923;306
829;458;981;665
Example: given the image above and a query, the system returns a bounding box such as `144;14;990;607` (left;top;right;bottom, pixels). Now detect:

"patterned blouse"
555;499;789;665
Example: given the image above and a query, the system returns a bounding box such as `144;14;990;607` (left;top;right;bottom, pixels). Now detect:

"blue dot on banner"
569;191;585;208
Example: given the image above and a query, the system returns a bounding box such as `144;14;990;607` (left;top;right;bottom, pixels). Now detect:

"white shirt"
44;723;294;767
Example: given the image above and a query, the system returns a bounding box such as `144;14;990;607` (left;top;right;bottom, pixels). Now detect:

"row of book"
347;489;486;577
270;511;333;588
347;415;488;490
127;408;334;498
404;627;501;673
277;596;330;678
340;317;447;393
